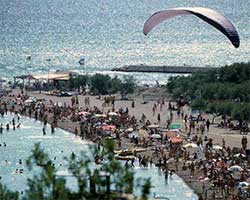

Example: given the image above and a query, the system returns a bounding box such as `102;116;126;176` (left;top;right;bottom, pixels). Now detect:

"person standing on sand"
190;162;195;177
200;120;205;134
157;113;161;124
168;101;172;110
206;119;210;131
71;96;75;107
222;138;226;148
131;100;135;108
241;136;247;150
170;110;173;121
152;105;155;116
76;95;79;107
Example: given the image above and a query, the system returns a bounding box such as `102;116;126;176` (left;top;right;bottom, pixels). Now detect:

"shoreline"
3;89;246;199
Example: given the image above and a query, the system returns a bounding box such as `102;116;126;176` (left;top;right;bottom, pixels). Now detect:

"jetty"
112;65;219;74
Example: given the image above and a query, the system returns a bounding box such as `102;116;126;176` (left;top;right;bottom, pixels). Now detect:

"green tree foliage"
24;143;69;200
140;178;151;200
69;74;136;96
120;76;136;99
0;140;151;200
69;75;89;92
0;183;19;200
167;62;250;126
90;74;112;95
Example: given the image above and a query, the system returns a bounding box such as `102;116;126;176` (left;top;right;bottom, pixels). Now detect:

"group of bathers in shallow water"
0;115;21;134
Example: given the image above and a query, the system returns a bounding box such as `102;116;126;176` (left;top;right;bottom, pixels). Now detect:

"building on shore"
13;70;78;91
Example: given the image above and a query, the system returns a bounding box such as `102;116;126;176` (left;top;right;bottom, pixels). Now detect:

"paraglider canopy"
143;7;240;48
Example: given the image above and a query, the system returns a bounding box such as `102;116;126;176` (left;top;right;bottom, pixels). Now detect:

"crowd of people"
0;91;250;200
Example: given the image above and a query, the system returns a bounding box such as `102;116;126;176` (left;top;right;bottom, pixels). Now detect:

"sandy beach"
4;88;250;200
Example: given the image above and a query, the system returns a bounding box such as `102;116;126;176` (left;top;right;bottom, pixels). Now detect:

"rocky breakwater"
112;65;219;74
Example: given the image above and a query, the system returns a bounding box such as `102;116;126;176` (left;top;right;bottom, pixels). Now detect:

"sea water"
0;0;249;84
0;113;198;199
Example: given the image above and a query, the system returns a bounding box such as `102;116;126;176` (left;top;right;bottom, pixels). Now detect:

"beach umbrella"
126;128;134;132
108;112;118;116
164;131;177;138
24;99;34;104
95;114;107;118
170;137;183;144
78;111;90;116
212;145;223;150
138;129;149;138
169;129;181;133
186;160;195;165
169;123;181;129
228;165;243;172
147;124;159;129
128;132;138;139
234;153;246;158
183;143;198;148
238;182;249;189
150;134;161;139
102;125;116;132
197;176;209;182
167;157;175;163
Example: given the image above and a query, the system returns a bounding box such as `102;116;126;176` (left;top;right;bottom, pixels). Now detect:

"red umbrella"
170;137;183;144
